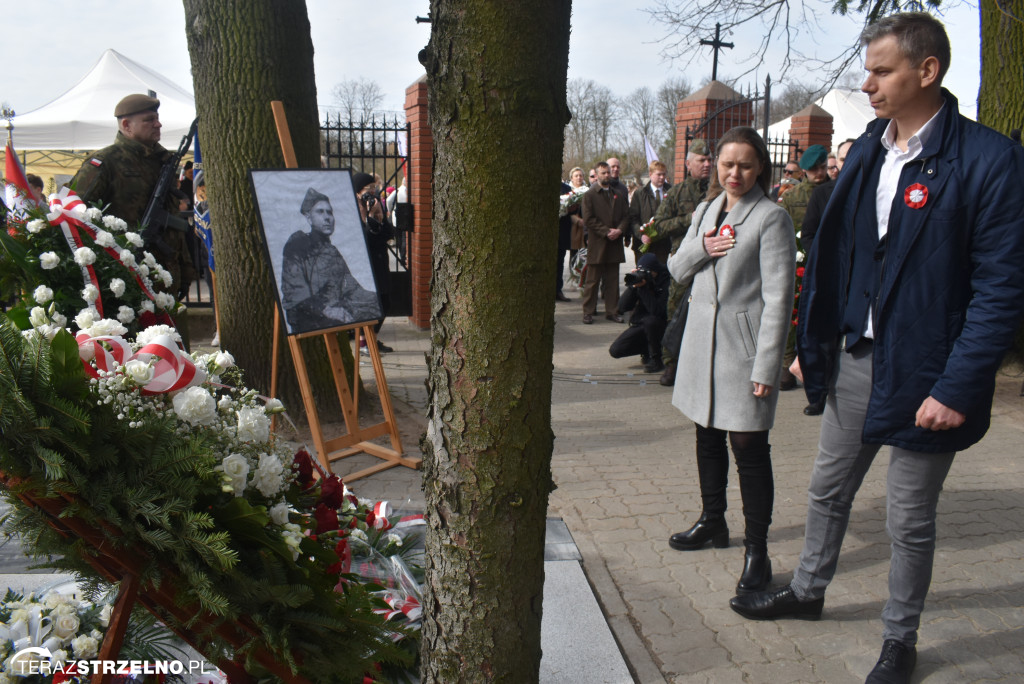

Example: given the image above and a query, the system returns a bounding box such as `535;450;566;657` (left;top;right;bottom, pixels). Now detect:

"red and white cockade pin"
904;183;928;209
720;225;735;239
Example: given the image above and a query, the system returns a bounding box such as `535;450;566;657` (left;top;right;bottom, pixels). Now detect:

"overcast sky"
4;1;982;120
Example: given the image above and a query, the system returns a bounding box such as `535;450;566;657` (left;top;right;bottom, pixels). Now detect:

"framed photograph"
250;168;382;336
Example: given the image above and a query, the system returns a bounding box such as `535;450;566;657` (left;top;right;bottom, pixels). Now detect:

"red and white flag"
4;140;41;221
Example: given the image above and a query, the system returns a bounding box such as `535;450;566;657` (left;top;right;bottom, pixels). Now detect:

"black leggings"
694;424;774;548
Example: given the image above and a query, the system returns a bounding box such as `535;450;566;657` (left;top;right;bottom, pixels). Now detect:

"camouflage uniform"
778;176;826;376
70;132;196;296
651;175;708;364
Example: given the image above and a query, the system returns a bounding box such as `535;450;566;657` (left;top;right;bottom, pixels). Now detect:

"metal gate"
321;113;413;316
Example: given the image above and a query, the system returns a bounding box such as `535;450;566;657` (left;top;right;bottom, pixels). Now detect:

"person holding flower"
666;126;796;596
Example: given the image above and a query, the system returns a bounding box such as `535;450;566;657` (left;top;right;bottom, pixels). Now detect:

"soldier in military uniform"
69;94;196;311
647;139;712;386
777;144;830;390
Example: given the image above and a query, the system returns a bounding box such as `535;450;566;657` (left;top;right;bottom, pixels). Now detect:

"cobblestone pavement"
339;287;1024;684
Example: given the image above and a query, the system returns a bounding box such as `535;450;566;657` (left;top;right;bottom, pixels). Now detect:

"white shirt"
864;104;945;338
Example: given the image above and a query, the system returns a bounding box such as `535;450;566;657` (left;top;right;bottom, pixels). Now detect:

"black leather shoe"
865;640;916;684
659;364;676;387
803;399;825;416
644;358;665;373
555;291;571;302
582;314;594;324
735;544;772;594
729;584;823;621
606;313;624;323
669;513;728;550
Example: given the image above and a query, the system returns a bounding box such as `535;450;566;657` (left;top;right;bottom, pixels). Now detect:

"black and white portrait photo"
250;169;383;335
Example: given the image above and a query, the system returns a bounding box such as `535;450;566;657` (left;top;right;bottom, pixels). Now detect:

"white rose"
215;351;234;369
81;284;99;302
263;398;285;414
51;312;67;328
117;305;135;324
98;604;112;627
26;219;46;234
119;249;136;268
39;251;60;269
124;359;155;385
70;634;99;659
53;611;81;640
236;407;270;443
172;386;217;425
74;308;98;331
33;285;53;304
252;452;285;497
93;230;116;248
219;453;250;496
109;278;126;297
269;502;291;526
124;232;144;248
73;247;96;266
29;306;48;328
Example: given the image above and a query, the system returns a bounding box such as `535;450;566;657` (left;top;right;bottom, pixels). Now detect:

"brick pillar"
788;104;834;157
404;76;432;330
673;81;752;181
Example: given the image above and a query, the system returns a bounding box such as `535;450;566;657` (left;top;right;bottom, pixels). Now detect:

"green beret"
689;139;710;156
114;94;160;118
300;187;331;214
799;144;828;170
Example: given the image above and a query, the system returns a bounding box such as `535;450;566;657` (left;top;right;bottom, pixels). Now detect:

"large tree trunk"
181;0;354;417
978;0;1024;133
419;1;572;681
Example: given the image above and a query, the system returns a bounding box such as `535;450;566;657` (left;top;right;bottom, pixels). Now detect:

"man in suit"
628;160;672;264
729;14;1024;684
580;161;628;324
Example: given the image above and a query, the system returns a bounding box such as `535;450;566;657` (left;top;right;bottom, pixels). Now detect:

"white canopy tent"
768;88;978;152
11;48;195;151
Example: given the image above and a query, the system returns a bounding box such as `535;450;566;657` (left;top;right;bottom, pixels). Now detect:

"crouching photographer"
609;253;670;373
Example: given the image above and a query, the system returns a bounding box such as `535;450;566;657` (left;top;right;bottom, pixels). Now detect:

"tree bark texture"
182;0;354;417
978;0;1024;134
420;1;571;681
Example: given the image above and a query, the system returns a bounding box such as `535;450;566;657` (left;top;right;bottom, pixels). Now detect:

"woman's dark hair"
706;126;773;201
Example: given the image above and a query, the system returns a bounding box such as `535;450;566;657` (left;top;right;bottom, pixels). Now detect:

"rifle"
140;117;199;261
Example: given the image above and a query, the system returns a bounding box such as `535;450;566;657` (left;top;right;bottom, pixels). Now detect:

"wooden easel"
268;101;420;481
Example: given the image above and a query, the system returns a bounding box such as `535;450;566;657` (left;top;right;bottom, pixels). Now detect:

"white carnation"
81;284;99;302
252;452;285;497
117;305;135;324
139;300;155;314
73;247;97;266
172;386;217;425
39;251;60;269
158;268;173;288
52;312;67;328
269;502;292;526
85;318;127;338
84;207;103;223
218;395;234;411
124;231;144;248
155;292;176;310
26;219;46;234
137;264;150;276
70;634;100;659
142;251;157;267
796;251;805;263
33;285;53;304
74;308;98;331
218;453;250;497
102;215;127;232
109;278;126;297
119;249;136;268
135;324;180;346
263;398;285;414
236;407;270;443
93;230;116;248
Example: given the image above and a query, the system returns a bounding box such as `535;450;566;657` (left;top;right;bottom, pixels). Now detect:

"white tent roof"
767;88;977;151
10;49;195;151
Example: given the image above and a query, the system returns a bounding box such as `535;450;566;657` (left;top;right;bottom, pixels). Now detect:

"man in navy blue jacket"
730;13;1024;684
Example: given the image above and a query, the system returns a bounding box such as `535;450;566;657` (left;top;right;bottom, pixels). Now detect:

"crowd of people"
559;12;1024;684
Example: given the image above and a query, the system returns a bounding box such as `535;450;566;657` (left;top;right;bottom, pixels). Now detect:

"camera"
624;267;652;287
360;192;378;208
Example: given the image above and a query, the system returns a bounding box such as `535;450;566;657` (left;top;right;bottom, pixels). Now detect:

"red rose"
365;511;376;528
314;503;339;533
318;475;345;509
292;449;315;490
796;267;805;278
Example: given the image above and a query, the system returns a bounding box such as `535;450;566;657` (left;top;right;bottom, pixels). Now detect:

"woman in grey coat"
666;127;796;594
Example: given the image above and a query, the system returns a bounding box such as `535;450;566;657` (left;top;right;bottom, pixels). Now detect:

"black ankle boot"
669;513;729;551
736;543;772;594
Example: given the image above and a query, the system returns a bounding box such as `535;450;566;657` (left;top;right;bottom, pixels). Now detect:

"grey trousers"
790;343;954;646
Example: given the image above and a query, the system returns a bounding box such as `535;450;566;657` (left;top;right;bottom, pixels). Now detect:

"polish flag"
4;140;41;221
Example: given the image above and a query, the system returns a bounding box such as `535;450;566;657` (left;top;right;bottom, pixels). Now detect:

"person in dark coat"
729;14;1024;684
628;160;671;263
351;172;395;351
609;253;670;372
580;161;628;324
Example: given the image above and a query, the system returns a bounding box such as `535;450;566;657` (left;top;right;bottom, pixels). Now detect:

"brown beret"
114;94;160;118
300;187;331;214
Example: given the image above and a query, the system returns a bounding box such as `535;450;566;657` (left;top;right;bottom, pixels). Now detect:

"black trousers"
608;317;666;361
694;424;774;548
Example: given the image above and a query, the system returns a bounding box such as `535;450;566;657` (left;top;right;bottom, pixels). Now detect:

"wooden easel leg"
92;573;139;684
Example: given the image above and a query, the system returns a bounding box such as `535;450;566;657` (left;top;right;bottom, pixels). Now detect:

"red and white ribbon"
75;332;206;394
372;501;392;530
373;592;422;623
